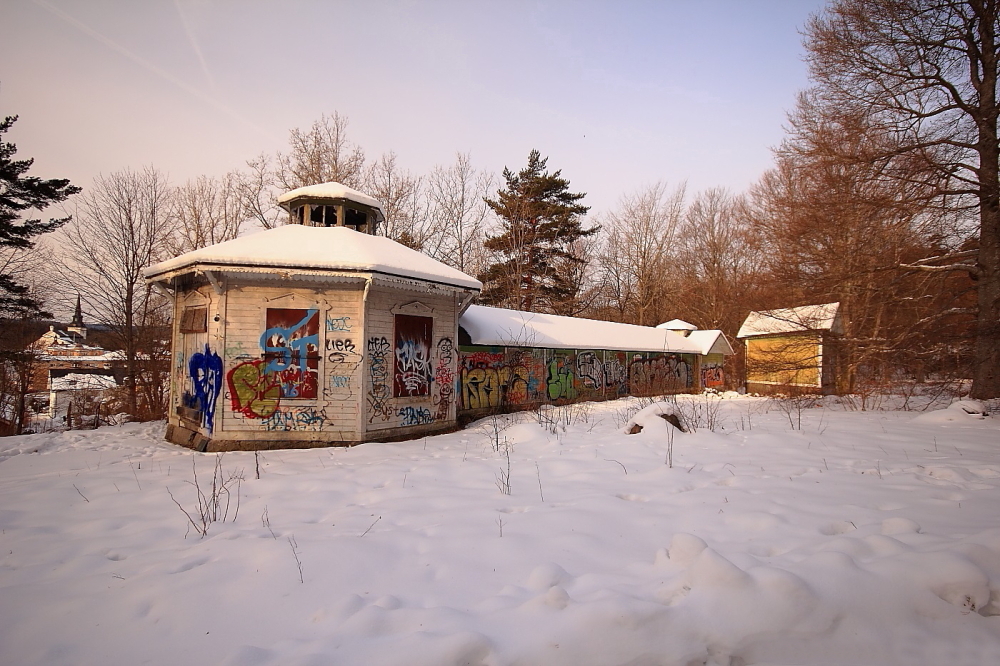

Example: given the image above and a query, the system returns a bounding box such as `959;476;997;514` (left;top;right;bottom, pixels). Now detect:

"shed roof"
737;302;842;338
459;305;732;355
143;225;482;291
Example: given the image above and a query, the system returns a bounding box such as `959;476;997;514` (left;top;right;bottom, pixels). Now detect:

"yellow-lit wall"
745;333;821;388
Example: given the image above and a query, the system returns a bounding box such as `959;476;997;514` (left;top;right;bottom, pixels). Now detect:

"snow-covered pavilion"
145;219;481;451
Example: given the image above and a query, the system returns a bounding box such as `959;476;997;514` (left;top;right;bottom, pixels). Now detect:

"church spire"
68;294;87;340
70;294;84;328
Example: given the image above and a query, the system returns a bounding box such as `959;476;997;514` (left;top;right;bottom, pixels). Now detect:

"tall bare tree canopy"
804;0;1000;397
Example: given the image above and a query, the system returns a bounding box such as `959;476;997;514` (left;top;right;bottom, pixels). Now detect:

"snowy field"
1;395;999;666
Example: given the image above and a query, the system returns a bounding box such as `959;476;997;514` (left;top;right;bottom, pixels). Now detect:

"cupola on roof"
277;181;385;234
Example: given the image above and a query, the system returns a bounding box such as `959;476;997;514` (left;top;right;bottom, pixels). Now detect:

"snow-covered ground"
1;395;999;666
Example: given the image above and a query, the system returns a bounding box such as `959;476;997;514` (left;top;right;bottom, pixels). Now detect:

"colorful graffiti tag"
460;350;505;409
367;336;392;422
546;355;577;401
227;359;282;419
702;362;725;389
261;308;320;399
433;337;455;420
185;344;223;432
393;314;433;397
458;346;696;411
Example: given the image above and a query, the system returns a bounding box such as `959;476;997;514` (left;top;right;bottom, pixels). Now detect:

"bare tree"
749;97;971;393
167;173;250;255
236;153;284;230
53;168;174;417
675;188;764;332
595;182;686;325
426;152;494;274
804;0;1000;398
364;151;432;247
276;112;366;191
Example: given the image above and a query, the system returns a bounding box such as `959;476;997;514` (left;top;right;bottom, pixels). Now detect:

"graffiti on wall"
629;354;691;395
227;359;282;419
393;314;433;397
185;344;223;432
262;406;329;432
702;362;725;389
261;308;320;399
457;346;698;411
398;405;434;427
546;353;577;401
433;337;455;420
367;336;392;422
460;350;505;410
326;315;352;332
325;336;359;401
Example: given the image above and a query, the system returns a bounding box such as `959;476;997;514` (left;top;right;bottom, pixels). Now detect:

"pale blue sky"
1;0;828;214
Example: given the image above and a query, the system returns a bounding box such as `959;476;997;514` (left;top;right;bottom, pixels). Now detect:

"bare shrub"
167;454;244;538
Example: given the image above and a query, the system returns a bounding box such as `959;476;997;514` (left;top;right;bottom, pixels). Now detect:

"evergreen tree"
480;150;594;312
0;114;80;318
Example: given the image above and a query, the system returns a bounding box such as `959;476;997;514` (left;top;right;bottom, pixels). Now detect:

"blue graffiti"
261;309;319;374
186;344;223;432
398;405;434;426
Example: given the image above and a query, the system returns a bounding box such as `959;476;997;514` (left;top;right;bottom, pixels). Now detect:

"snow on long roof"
144;225;482;291
276;182;383;213
737;302;841;338
459;305;731;355
50;373;118;392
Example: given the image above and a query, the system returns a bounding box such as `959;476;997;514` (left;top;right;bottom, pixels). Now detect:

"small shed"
144;185;480;451
737;302;843;394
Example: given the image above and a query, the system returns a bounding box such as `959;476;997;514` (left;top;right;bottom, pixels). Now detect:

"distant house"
29;299;123;418
737;302;843;394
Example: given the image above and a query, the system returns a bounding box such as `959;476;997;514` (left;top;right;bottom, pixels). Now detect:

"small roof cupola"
656;319;697;337
277;181;385;235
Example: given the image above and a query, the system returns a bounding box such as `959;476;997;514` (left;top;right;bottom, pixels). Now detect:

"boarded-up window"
179;307;208;333
393;314;433;397
261;308;320;399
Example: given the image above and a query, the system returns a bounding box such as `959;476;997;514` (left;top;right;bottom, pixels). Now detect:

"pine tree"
479;150;594;312
0;114;80;318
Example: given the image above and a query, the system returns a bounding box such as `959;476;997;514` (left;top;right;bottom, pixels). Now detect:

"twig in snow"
287;536;304;583
605;458;627;475
535;462;544;502
360;515;381;537
73;484;89;503
497;514;504;538
262;506;277;539
127;455;141;490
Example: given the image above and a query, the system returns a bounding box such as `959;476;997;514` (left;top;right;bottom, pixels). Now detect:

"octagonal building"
144;182;480;451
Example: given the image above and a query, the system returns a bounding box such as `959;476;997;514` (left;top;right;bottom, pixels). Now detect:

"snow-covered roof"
737;302;842;338
144;225;482;291
656;319;697;331
459;305;732;355
49;373;118;392
276;181;384;214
